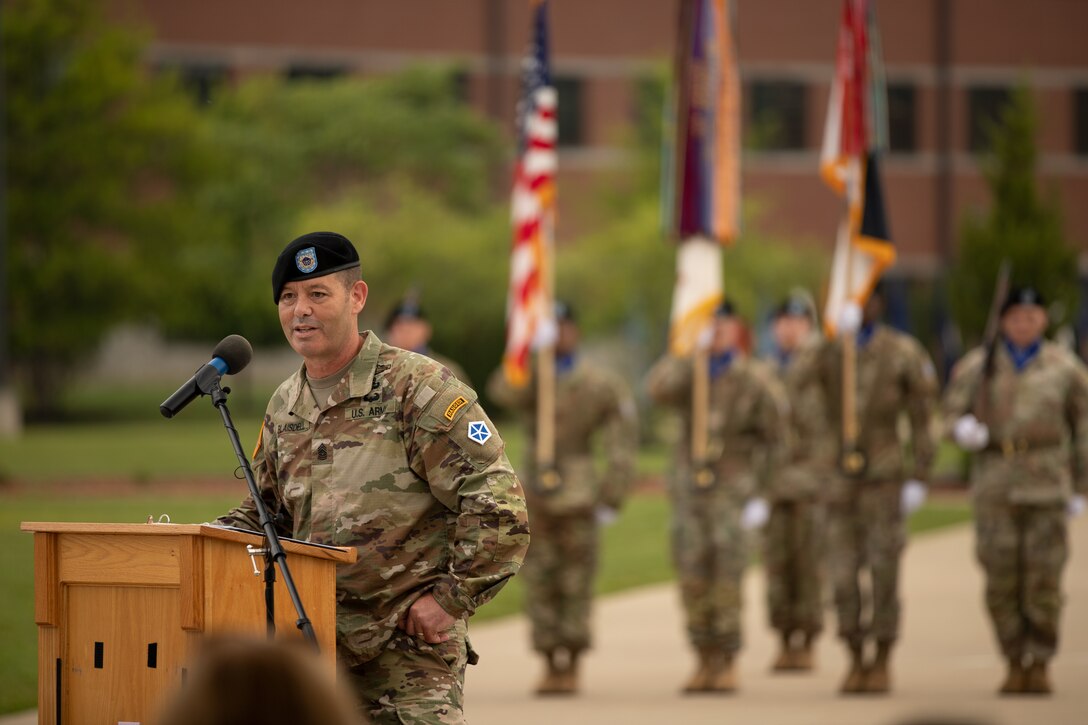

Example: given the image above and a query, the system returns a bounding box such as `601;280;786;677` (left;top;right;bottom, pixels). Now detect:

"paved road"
463;517;1088;725
5;518;1084;725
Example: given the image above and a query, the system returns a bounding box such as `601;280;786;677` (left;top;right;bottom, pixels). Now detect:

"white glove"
952;414;989;452
1068;495;1087;519
901;480;928;515
741;497;770;531
837;302;863;336
595;506;619;527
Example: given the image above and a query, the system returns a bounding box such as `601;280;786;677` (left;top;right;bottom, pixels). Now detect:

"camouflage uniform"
217;331;530;724
429;351;472;388
943;340;1088;666
765;337;832;646
487;357;637;656
646;352;788;657
798;325;936;654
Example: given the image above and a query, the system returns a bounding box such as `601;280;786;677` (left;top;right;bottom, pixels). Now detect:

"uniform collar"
857;323;878;349
1002;337;1042;372
288;331;383;422
710;349;737;378
556;351;577;376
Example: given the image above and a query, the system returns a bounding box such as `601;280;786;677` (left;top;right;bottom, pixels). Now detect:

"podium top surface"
20;522;357;563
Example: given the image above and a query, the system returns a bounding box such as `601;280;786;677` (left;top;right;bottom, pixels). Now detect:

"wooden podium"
20;522;356;725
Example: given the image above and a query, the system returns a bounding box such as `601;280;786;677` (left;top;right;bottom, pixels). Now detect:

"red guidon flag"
503;0;557;387
820;0;895;335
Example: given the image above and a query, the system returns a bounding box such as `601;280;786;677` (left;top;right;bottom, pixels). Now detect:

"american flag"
503;0;557;387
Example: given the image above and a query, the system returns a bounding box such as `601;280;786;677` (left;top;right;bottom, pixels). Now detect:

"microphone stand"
200;371;319;650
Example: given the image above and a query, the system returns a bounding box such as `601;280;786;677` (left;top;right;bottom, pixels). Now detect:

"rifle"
972;260;1011;425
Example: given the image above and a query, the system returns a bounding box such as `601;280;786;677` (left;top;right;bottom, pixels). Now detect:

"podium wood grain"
21;522;356;725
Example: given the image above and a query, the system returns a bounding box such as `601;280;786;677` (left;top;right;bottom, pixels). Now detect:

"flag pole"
840;198;865;476
692;335;714;487
536;237;558;490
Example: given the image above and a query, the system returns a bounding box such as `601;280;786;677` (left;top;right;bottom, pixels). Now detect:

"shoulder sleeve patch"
444;395;470;421
417;378;479;432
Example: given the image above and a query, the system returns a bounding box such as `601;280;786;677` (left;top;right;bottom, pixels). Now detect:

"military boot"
535;651;565;696
771;632;794;672
1024;660;1052;695
998;658;1026;695
681;647;718;693
839;647;866;695
709;653;737;693
864;642;892;694
556;650;581;694
792;633;815;672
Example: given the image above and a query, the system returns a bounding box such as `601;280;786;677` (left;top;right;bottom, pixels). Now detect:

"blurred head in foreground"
158;636;365;725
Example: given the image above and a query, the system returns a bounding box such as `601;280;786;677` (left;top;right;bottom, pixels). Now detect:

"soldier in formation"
943;285;1088;695
646;300;788;694
762;293;831;672
794;285;937;694
384;296;472;384
488;301;638;695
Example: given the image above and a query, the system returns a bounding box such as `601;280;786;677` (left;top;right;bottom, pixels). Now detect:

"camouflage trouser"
346;619;470;725
671;489;746;654
522;509;599;653
975;501;1068;662
826;479;905;650
765;498;824;637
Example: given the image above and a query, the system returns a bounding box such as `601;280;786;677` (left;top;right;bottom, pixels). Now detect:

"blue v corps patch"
467;421;492;445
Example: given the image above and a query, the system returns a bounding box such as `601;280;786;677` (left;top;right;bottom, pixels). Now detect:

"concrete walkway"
464;517;1088;725
5;518;1084;724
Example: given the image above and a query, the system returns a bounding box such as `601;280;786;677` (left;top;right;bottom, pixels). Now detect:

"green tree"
949;87;1077;344
3;0;214;414
155;68;505;349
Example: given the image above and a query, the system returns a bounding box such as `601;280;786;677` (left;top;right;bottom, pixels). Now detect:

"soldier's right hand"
953;414;989;452
836;302;863;336
399;593;456;644
741;497;770;531
1068;495;1087;519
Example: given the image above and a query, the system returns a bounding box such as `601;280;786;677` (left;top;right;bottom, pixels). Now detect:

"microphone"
159;335;253;418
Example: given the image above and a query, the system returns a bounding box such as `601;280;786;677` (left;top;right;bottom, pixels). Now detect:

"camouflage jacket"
767;335;835;500
487;356;638;514
943;339;1088;504
796;325;937;487
216;331;530;665
429;350;472;388
645;351;788;500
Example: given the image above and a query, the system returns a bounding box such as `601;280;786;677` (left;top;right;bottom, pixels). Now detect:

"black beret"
1001;286;1045;315
272;231;360;303
773;294;814;320
385;298;427;328
714;298;737;318
554;300;576;323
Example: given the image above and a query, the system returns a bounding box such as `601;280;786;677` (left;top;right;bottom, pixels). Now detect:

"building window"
747;80;806;151
285;65;346;82
1075;88;1088;156
886;83;917;153
968;86;1012;153
554;76;584;147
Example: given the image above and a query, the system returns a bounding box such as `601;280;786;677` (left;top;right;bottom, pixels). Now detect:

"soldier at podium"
215;232;530;724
